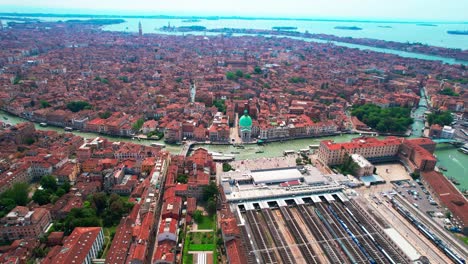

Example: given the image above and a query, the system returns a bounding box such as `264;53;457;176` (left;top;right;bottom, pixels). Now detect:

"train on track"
391;199;465;264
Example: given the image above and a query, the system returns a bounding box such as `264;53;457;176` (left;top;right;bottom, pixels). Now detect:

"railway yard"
220;160;467;264
237;194;411;264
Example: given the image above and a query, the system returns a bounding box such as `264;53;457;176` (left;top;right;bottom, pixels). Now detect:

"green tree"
50;194;60;204
193;210;203;222
33;247;46;258
90;192;108;215
438;87;459;96
118;76;129;83
253;66;262;74
213;99;226;113
132;118;145;131
351;104;413;133
202;182;219;202
67;101;91;112
295;157;303;165
55;188;66;197
289;76;306;83
222;163;232;172
13;75;21;85
176;174;188;183
427;111;454;126
226;71;237;81
207;198;217;216
41;175;57;192
235;70;244;78
0;198;16;217
98;111;112;119
40;100;51;108
335;154;359;176
62;181;71;193
24;137;35;145
32;189;51;205
4;183;29;206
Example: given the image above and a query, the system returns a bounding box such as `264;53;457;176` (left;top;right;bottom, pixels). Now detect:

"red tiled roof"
321;137;402;151
422;171;468;227
43;227;102;264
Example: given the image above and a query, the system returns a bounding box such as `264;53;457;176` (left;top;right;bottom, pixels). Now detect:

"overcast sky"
1;0;467;21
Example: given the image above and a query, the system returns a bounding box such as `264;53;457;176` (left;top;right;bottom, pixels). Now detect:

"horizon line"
0;11;467;24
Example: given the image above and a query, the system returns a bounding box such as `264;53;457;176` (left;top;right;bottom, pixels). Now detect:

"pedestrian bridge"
432;138;463;145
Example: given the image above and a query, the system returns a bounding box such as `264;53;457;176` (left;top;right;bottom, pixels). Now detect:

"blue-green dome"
239;110;252;127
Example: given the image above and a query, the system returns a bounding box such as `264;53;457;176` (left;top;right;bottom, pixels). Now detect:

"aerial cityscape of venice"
0;0;467;263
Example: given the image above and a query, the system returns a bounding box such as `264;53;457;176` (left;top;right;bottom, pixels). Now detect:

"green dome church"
239;110;252;142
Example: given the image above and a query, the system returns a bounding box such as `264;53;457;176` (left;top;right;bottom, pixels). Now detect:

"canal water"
2;109;466;190
411;88;468;190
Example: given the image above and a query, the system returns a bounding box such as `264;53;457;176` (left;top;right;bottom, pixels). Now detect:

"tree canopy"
351;104;413;133
132;118;145;131
213;99;226;113
289;76;306;83
335;154;359;176
67;101;91;112
427;110;453;126
32;175;68;205
438;87;459;96
0;183;29;217
202;182;219;202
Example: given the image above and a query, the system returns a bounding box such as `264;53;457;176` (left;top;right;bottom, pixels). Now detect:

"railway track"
315;202;368;263
393;195;468;259
245;210;279;264
298;204;349;264
346;200;409;263
261;208;296;264
279;206;320;264
239;225;260;264
330;202;386;264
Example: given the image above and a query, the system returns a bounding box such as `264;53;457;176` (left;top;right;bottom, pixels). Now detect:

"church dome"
239;110;252;127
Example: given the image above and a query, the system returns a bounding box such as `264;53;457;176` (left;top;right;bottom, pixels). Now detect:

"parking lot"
391;179;448;226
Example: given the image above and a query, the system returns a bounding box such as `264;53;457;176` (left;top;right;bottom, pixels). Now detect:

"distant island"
378;26;392;28
447;30;468;35
334;26;362;30
65;19;125;25
417;23;437;27
161;25;207;32
272;26;298;31
182;19;201;23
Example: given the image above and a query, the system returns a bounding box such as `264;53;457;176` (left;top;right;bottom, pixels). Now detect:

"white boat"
39;122;48;127
150;143;166;148
64;127;73;131
459;144;468;154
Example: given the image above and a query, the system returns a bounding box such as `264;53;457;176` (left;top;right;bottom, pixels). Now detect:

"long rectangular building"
317;137;402;165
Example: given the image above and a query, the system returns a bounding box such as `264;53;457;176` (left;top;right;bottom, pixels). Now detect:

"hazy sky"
1;0;467;21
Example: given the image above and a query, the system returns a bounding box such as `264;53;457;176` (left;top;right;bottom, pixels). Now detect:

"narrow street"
230;113;241;144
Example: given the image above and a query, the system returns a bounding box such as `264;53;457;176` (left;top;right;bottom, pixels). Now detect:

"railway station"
221;165;416;263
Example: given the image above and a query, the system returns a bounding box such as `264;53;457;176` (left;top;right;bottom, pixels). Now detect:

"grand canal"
1;108;466;190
